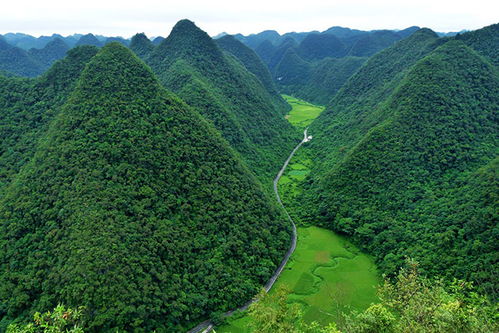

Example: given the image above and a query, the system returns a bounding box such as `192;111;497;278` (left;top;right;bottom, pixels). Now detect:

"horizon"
1;0;497;39
0;22;486;40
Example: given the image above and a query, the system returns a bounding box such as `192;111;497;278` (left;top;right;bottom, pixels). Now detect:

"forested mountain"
237;26;421;105
0;36;43;77
297;33;346;60
146;19;298;184
215;35;278;96
28;37;70;70
297;27;498;297
75;33;103;47
0;45;100;191
129;33;154;60
0;43;291;331
277;55;367;105
456;23;499;66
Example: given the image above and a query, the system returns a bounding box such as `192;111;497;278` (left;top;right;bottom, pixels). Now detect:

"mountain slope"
75;33;103;47
0;43;291;331
28;37;69;70
304;39;498;296
308;28;442;170
0;45;99;191
129;33;154;60
147;20;298;184
0;36;43;77
215;35;278;95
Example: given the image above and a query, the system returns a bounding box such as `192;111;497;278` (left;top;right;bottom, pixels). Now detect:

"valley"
0;16;497;333
218;96;379;332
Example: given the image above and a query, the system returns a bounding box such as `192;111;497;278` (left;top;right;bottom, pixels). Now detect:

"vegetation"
216;35;279;96
282;95;324;129
219;227;380;332
0;43;291;331
0;45;100;192
7;305;85;333
278;57;367;105
145;19;299;185
28;38;69;71
246;262;498;333
0;36;44;77
300;28;498;298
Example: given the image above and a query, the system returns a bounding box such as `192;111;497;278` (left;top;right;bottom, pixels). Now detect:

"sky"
1;0;498;38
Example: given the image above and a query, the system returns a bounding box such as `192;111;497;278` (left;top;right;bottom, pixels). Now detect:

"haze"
1;0;498;37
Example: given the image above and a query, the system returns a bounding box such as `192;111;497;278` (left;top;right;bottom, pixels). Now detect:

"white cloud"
1;0;497;37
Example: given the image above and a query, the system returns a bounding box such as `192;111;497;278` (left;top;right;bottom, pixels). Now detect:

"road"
187;129;310;333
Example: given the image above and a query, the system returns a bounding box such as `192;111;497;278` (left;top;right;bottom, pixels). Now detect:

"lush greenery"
0;45;100;192
0;36;72;77
145;20;299;185
298;27;498;299
235;26;418;104
216;35;280;98
246;262;498;332
282;95;324;128
7;305;85;333
0;43;291;331
220;226;380;332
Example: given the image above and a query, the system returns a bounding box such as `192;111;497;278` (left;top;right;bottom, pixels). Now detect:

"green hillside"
216;35;279;96
129;33;154;60
0;36;43;77
0;46;99;191
302;38;498;297
28;38;69;70
147;20;298;184
0;43;291;331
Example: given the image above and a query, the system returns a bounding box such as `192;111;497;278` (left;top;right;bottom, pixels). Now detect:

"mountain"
0;36;43;77
147;20;298;184
0;43;291;331
298;27;498;297
274;47;311;85
235;30;281;49
129;33;154;59
75;33;103;47
347;30;401;56
151;36;165;45
215;35;279;95
456;23;499;66
0;46;100;191
104;36;130;46
278;56;367;105
28;37;70;70
297;33;347;60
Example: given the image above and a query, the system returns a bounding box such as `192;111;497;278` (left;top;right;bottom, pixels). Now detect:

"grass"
218;227;380;332
282;95;325;129
217;96;379;332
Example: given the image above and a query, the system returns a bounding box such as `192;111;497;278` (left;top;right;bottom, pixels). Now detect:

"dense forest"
144;20;298;184
293;25;498;299
0;43;291;331
0;17;497;333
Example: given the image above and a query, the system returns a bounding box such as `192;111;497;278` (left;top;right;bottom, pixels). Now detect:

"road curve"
187;129;310;333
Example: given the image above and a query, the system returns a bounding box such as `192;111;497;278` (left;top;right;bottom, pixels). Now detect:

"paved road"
187;129;310;333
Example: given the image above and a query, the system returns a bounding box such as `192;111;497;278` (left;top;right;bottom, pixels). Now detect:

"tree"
7;305;85;333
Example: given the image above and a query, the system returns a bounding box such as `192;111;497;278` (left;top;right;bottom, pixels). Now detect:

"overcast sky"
1;0;497;38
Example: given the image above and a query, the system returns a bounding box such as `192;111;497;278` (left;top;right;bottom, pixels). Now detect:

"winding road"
187;129;310;333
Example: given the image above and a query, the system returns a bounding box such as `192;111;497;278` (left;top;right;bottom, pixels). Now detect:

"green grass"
282;94;325;129
219;227;380;332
